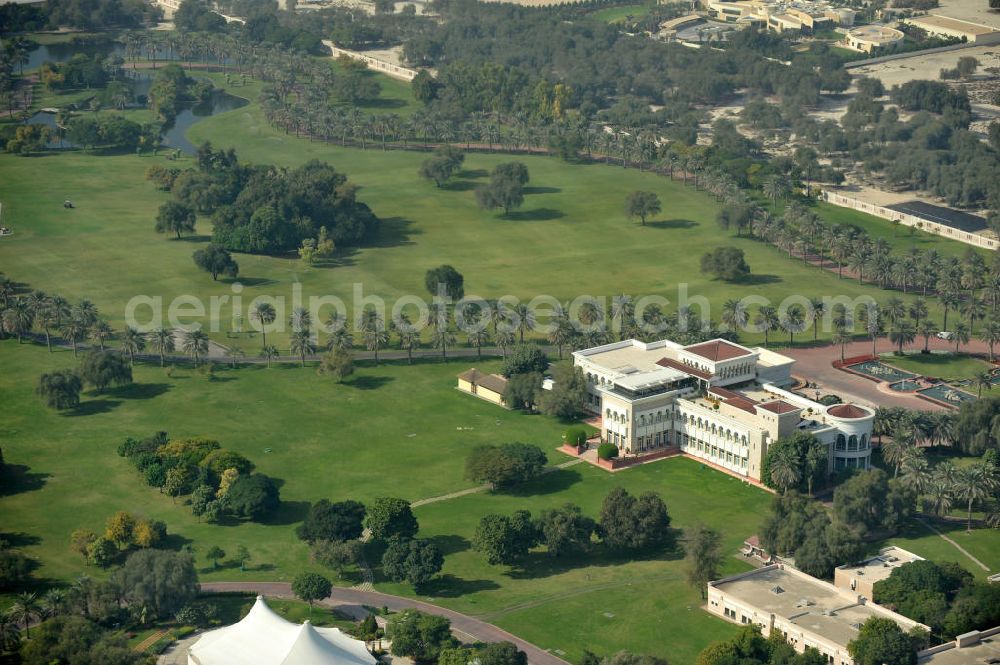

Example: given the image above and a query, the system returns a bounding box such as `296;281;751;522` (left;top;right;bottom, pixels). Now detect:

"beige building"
457;368;508;407
903;14;1000;44
573;338;875;483
706;0;854;32
918;626;1000;664
708;564;929;665
833;546;923;600
844;25;905;53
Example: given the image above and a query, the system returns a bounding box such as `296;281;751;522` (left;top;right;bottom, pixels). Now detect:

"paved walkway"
198;583;570;665
781;339;995;410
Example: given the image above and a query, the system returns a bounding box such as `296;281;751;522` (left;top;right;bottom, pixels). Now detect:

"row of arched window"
835;433;869;452
679;412;749;445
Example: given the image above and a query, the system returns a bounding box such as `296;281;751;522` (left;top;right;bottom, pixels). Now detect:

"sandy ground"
935;1;1000;32
851;45;1000;88
352;45;406;66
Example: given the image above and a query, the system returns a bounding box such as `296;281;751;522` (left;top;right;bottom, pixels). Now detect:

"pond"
888;379;922;392
845;360;916;383
161;89;247;154
918;385;976;405
24;39;124;73
27;87;247;154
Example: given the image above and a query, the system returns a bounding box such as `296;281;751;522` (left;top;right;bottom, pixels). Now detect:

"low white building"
573;338;875;482
708;564;929;665
833;546;924;600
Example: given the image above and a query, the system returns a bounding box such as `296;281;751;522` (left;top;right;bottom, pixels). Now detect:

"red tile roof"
656;357;711;380
828;403;871;419
725;397;758;415
684;339;753;362
758;400;799;415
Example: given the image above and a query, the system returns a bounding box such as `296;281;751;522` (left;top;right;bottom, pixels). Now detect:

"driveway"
197;583;570;665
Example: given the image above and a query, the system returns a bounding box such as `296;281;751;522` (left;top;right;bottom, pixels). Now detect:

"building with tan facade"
833;546;923;600
708;564;929;665
457;368;509;407
705;0;855;32
573;338;875;483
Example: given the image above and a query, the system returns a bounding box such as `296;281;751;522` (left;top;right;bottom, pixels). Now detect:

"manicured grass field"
880;352;993;381
0;342;568;584
587;4;651;23
380;458;771;664
0;79;964;353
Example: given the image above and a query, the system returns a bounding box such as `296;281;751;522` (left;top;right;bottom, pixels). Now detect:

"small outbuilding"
187;595;377;665
457;368;509;407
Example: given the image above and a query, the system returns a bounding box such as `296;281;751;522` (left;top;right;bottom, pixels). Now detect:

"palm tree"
754;305;779;346
146;327;176;366
926;477;953;517
8;592;39;638
769;448;801;494
940;290;962;332
60;317;89;357
396;327;420;364
182;329;210;366
260;344;279;368
430;326;455;359
611;294;635;340
721;299;748;333
120;326;146;366
2;299;33;343
974;370;993;398
466;327;490;359
808;298;825;341
953;463;998;531
961;297;986;332
882;426;914;477
290;329;316;366
90;320;114;351
917;319;939;354
832;326;852;362
978;318;1000;362
889;320;916;354
0;615;20;652
885;297;906;327
227;346;245;368
495;329;515;359
251;302;277;349
909;298;928;329
952;322;971;352
512;303;536;343
898;448;930;505
866;306;883;356
72;299;99;327
781;305;806;345
289;307;311;333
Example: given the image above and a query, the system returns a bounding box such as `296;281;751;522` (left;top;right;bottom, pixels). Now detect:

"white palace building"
572;338;875;483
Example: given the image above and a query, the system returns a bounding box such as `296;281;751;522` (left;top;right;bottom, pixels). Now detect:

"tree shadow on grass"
0;465;51;496
160;532;194;552
503;208;565;222
504;468;582;497
739;274;781;286
427;534;471;556
418;575;500;598
506;537;684;581
173;234;212;243
0;532;42;549
646;219;697;230
231;277;279;287
108;382;170;400
259;500;312;526
348;375;394;390
441;180;480;192
523;186;561;195
65;398;122;416
457;168;489;179
370;217;420;248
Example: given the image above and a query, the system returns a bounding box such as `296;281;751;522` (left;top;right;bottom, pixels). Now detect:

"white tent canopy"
188;595;378;665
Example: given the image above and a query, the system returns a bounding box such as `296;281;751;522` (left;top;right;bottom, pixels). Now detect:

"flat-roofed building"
844;24;905;53
903;14;1000;44
573;338;875;482
708;564;929;665
706;0;853;31
834;546;924;600
918;626;1000;664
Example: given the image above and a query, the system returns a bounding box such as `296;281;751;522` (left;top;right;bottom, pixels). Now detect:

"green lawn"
587;4;651;23
877;518;1000;575
0;342;568;584
879;352;993;382
0;80;970;352
378;458;771;664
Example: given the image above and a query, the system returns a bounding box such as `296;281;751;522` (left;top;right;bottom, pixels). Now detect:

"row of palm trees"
1;588;65;647
875;406;997;531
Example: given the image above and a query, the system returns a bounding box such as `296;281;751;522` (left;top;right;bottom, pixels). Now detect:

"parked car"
937;331;954;341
